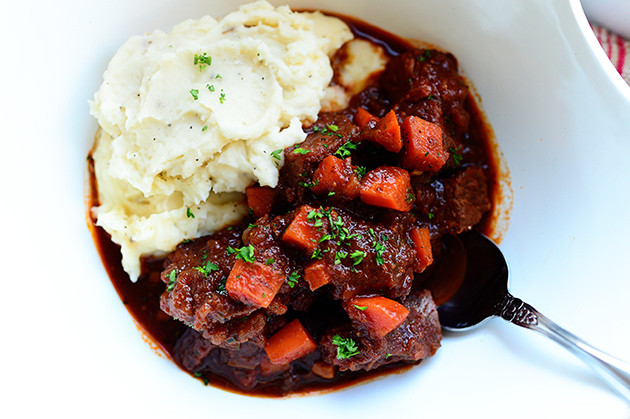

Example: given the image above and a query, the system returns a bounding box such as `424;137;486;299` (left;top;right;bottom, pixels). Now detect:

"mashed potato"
90;1;352;281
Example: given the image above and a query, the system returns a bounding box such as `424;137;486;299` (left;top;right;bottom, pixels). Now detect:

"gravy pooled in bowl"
88;0;498;396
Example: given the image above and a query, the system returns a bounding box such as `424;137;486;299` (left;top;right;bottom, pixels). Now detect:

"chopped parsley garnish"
373;241;386;265
328;191;336;196
189;89;199;100
287;271;300;288
327;124;339;132
193;372;209;385
449;147;463;165
311;248;323;260
334;141;358;159
194;52;212;71
265;258;275;266
206;84;215;92
201;125;208;132
418;49;431;62
293;147;311;155
270;149;282;161
219;92;226;104
354;166;367;178
227;244;256;263
194;261;219;277
298;179;319;188
166;269;177;292
428;212;435;220
349;250;366;266
216;277;227;295
353;304;367;311
405;191;416;203
215;74;222;79
334;250;348;265
186;207;195;218
332;334;360;359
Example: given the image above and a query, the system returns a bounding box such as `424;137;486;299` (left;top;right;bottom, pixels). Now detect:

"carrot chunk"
371;110;403;152
226;259;285;308
400;115;449;172
264;319;317;365
311;155;360;199
304;260;331;291
410;227;433;272
246;186;275;218
346;296;410;337
355;107;378;129
282;205;324;253
359;166;414;212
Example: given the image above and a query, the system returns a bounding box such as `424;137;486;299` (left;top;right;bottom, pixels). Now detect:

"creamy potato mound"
90;1;352;281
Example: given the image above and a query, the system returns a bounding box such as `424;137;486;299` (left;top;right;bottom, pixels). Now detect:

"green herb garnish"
194;52;212;71
293;147;311;155
287;271;300;288
186;207;195;218
189;89;199;100
194;261;219;277
332;334;360;359
166;269;177;292
334;141;358;159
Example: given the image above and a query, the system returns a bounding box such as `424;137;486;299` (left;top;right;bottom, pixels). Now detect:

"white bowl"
2;0;630;417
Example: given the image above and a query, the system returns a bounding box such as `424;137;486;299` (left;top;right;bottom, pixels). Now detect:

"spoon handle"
499;293;630;402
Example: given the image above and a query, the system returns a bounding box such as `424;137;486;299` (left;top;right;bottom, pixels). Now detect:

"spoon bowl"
436;231;630;401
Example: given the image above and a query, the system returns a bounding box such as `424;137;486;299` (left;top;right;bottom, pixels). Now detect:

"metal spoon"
436;231;630;402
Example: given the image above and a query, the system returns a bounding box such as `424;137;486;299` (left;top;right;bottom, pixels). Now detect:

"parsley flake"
287;271;300;288
227;244;256;263
353;304;367;311
334;141;358;159
449;147;463;165
194;52;212;71
350;250;366;266
332;334;360;359
186;207;195;218
293;147;311;155
166;269;177;292
189;89;199;100
194;261;219;277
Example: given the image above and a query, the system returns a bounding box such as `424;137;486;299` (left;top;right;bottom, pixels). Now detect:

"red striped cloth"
592;24;630;85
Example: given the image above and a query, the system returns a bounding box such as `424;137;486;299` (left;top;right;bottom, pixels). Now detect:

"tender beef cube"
320;290;441;371
173;328;216;371
278;112;359;205
379;49;470;136
202;311;267;349
414;166;491;234
160;229;261;344
283;208;417;300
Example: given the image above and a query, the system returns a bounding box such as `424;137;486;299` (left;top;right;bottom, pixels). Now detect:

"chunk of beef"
414;165;491;234
159;229;261;345
278;112;360;205
319;290;441;371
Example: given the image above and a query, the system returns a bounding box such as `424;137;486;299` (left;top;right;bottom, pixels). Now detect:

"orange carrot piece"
359;166;414;212
347;296;410;337
409;227;433;272
400;115;449;172
311;155;360;199
246;186;275;218
303;260;331;291
226;259;285;308
371;110;403;152
264;319;317;365
282;205;324;253
355;107;378;129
